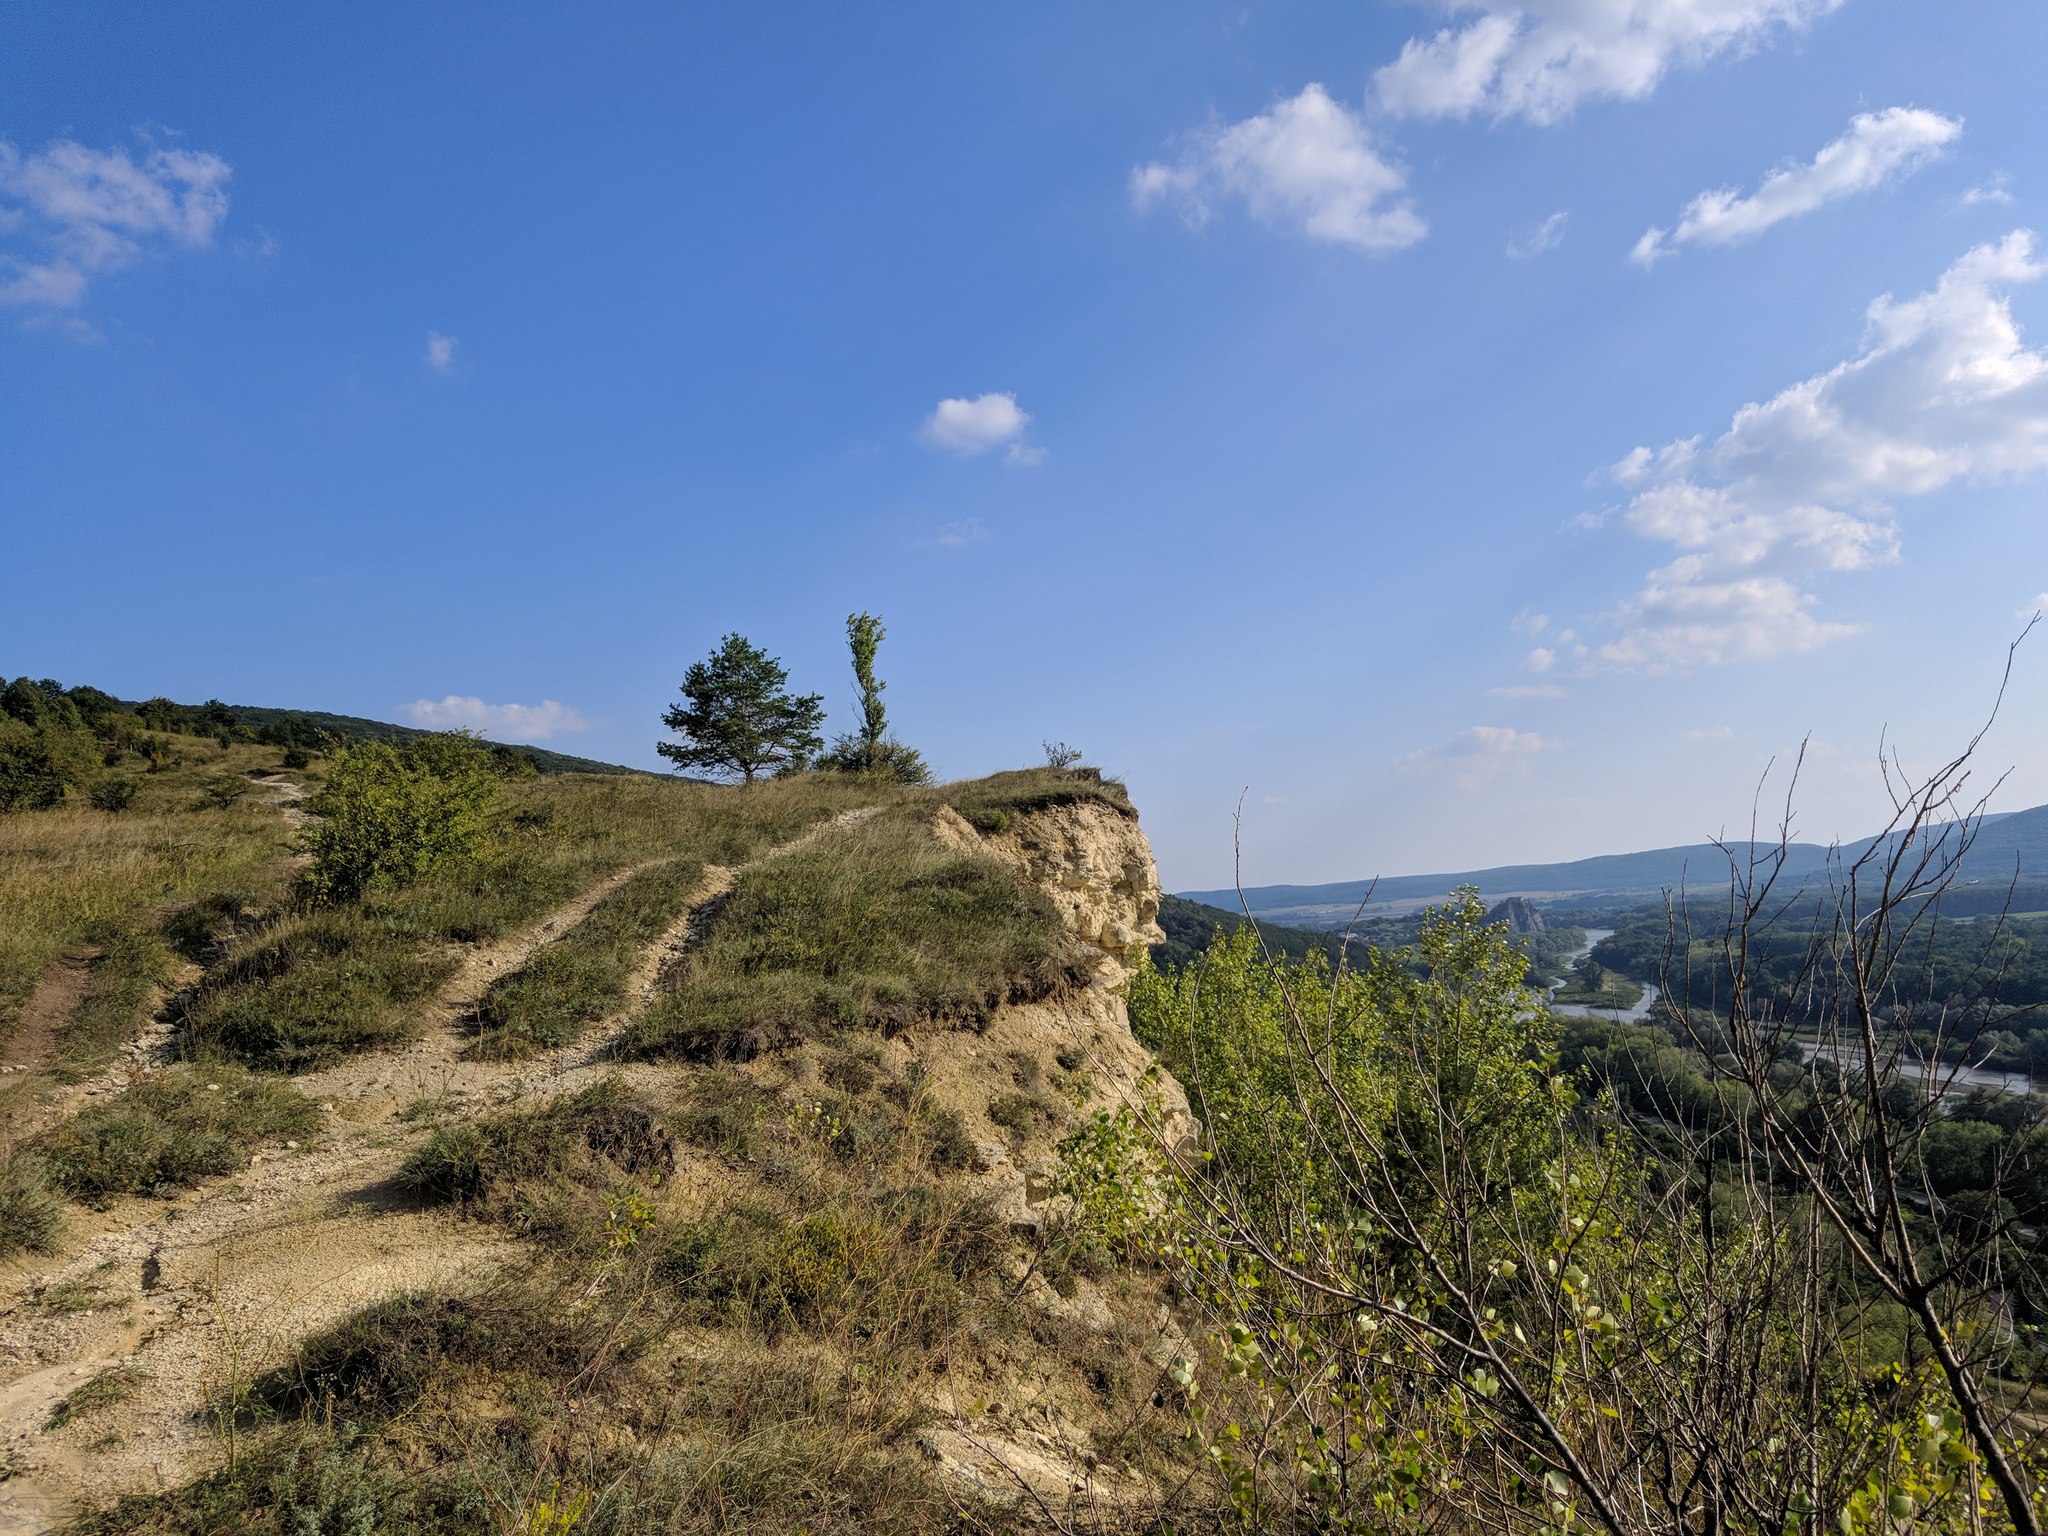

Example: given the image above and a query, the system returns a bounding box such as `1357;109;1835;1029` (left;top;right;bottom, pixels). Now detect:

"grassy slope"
0;745;301;1050
28;765;1194;1533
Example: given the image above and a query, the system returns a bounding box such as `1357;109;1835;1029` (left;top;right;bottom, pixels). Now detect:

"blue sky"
5;2;2048;890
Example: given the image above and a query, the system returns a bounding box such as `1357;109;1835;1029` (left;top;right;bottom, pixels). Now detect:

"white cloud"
1634;108;1961;265
1489;683;1568;699
1373;0;1839;126
1132;84;1425;253
920;392;1040;459
933;517;990;547
1510;608;1550;636
1403;725;1561;786
1523;646;1557;673
1508;210;1569;259
2021;593;2048;619
1961;176;2015;208
0;135;230;310
425;331;458;372
401;696;591;740
1682;724;1736;740
1600;231;2048;669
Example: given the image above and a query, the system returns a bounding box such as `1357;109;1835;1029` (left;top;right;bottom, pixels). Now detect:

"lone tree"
658;634;824;783
817;611;930;783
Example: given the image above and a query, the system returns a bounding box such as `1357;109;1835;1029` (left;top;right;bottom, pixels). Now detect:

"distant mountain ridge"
1181;804;2048;926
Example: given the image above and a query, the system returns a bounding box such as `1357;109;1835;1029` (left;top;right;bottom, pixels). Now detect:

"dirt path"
0;807;876;1533
0;954;99;1079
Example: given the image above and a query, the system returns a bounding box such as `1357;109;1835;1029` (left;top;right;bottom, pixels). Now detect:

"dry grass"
0;745;298;1043
616;807;1084;1061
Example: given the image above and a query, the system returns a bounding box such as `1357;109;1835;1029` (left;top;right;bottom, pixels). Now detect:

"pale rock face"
931;801;1166;987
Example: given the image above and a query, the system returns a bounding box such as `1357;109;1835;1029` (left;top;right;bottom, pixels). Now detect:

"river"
1545;927;1664;1023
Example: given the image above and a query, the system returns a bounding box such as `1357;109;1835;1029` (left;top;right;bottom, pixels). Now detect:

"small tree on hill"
817;611;930;784
305;732;498;902
658;634;824;784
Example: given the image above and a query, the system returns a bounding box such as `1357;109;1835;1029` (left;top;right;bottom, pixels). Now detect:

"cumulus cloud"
1403;725;1561;786
919;392;1041;461
1599;231;2048;669
401;696;590;740
1131;84;1424;252
1508;211;1569;259
2021;593;2048;619
0;135;231;310
1373;0;1838;126
1634;108;1961;266
425;331;458;371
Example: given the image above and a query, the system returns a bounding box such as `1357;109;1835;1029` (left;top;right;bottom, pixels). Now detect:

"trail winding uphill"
0;809;876;1534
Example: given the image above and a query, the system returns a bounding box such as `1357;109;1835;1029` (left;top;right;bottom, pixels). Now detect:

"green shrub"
35;1066;318;1204
0;1156;64;1257
88;777;139;813
0;718;72;811
195;775;250;811
304;734;497;903
69;1431;428;1535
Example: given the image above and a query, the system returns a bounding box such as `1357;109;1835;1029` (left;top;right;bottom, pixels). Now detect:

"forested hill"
219;703;640;776
1186;802;2048;925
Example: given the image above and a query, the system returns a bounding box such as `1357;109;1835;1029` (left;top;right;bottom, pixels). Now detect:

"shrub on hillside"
304;733;498;902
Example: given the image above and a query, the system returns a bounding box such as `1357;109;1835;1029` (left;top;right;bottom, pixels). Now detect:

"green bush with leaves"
303;733;498;902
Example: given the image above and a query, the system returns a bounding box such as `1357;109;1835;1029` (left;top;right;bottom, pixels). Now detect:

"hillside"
219;702;641;777
0;751;1204;1532
1185;802;2048;926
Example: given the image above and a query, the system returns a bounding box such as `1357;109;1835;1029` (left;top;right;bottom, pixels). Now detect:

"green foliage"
1152;892;1359;969
657;633;825;783
0;716;74;810
817;612;931;784
304;733;498;903
32;1066;318;1204
616;808;1082;1060
88;776;139;812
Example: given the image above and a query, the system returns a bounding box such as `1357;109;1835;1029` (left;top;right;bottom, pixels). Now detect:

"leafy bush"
0;718;72;811
35;1066;319;1203
88;777;139;813
304;733;498;902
